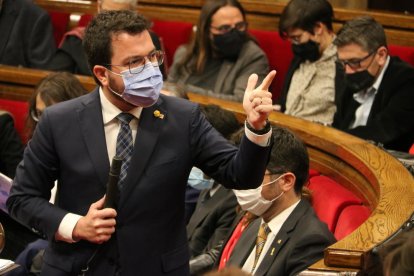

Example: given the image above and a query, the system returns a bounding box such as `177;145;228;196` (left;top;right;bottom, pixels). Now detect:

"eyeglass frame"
336;50;377;70
104;50;165;75
210;21;248;34
30;109;41;122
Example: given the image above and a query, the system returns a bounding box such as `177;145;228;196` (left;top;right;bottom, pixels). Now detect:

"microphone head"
111;157;123;176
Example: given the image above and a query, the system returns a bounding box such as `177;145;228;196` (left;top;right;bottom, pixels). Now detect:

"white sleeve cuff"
244;122;272;147
57;213;82;243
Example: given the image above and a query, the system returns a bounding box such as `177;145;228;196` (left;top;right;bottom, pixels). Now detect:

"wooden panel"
1;66;414;272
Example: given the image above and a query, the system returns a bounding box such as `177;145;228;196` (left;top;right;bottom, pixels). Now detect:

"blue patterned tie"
116;113;135;189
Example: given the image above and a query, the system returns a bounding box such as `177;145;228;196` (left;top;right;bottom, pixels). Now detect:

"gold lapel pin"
277;239;282;244
270;248;275;256
153;110;164;119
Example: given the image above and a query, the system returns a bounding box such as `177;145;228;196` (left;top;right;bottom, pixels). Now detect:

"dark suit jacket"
7;89;272;276
333;56;414;152
0;0;55;69
0;112;23;179
227;200;336;276
187;185;237;257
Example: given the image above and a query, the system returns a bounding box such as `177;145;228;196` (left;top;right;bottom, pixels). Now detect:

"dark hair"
27;72;88;138
83;10;151;84
176;0;251;75
267;126;309;195
200;104;241;139
380;231;414;276
279;0;333;38
334;16;387;53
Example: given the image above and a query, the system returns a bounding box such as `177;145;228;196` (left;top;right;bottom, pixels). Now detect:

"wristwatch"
245;120;271;135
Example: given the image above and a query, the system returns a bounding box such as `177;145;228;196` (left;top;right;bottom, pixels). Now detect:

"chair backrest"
308;175;364;233
0;99;29;144
334;205;371;240
388;44;414;66
78;14;94;27
48;11;71;46
249;29;293;101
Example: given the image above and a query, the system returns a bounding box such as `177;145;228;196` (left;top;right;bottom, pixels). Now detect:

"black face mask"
213;29;247;60
291;40;321;62
345;70;376;93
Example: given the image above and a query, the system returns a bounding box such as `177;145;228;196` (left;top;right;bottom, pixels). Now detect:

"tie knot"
117;113;134;124
259;223;271;238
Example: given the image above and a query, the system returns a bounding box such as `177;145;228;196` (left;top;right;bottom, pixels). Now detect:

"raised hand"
72;196;117;244
243;70;277;130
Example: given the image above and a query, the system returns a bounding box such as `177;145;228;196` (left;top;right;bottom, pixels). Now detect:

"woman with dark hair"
26;72;88;139
167;0;269;102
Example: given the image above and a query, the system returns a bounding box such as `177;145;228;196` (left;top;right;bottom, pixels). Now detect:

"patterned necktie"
252;222;271;273
115;113;135;189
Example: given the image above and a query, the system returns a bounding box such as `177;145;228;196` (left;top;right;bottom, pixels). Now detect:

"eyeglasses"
210;21;247;34
286;32;306;45
336;51;376;70
30;109;41;122
106;50;165;74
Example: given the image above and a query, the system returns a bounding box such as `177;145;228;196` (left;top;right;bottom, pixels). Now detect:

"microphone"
103;156;123;209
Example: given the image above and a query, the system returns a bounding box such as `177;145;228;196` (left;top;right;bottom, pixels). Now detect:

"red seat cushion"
249;29;293;102
151;20;194;72
308;175;363;233
308;169;320;178
409;144;414;155
0;99;29;144
389;44;414;67
334;205;371;240
48;11;70;46
78;14;94;27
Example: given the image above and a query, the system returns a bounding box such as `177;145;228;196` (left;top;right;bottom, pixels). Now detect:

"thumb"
245;73;258;93
91;195;106;210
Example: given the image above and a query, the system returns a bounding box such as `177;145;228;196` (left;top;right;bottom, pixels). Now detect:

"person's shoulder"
0;111;13;124
160;94;197;110
240;40;266;57
388;56;414;77
15;0;48;17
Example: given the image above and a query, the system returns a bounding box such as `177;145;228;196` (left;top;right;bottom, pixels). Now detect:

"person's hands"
243;70;276;130
72;196;117;244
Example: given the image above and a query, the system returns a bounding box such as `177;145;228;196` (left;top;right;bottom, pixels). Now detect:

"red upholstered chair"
78;14;94;27
151;20;194;74
409;144;414;155
48;11;70;46
389;44;414;67
0;99;29;144
249;29;293;102
334;205;371;240
308;175;363;233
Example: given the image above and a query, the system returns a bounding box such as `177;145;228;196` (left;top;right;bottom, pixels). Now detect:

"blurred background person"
276;0;336;125
0;0;55;69
0;111;23;179
333;16;414;152
167;0;269;102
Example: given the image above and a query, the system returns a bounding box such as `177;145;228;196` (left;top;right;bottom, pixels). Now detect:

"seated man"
47;0;163;76
277;0;337;125
226;126;335;275
333;16;414;152
0;111;23;179
0;0;55;69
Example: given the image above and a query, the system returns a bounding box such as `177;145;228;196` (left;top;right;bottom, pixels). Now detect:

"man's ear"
376;46;388;67
93;65;108;87
280;172;296;192
313;22;324;36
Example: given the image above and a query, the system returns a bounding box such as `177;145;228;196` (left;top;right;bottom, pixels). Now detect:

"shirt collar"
99;87;142;125
265;199;301;235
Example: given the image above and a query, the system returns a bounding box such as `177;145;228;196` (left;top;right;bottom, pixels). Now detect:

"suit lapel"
118;98;166;209
78;89;109;187
0;0;17;59
228;218;261;267
187;186;228;238
214;61;234;95
255;200;308;276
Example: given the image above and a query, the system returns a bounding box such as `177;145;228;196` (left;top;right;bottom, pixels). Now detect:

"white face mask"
233;174;285;216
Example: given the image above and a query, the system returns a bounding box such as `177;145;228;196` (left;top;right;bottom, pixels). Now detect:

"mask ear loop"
262;174;286;202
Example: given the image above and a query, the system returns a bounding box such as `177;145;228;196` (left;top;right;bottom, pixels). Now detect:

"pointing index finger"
258;70;277;91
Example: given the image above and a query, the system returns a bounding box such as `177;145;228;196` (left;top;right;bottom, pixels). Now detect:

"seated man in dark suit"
0;111;23;179
0;0;55;69
333;16;414;152
47;0;163;76
226;126;335;275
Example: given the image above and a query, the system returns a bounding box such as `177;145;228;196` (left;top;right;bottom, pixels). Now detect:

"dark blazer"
187;185;237;257
0;112;23;179
227;200;336;276
7;89;272;276
0;0;55;69
333;56;414;152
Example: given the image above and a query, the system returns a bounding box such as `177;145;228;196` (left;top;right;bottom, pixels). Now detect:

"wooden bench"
1;65;413;273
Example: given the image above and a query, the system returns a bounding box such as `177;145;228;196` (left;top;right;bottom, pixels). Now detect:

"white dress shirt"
242;200;300;274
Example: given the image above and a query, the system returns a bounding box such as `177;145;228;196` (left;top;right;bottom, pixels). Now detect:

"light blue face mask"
108;62;163;107
188;167;215;190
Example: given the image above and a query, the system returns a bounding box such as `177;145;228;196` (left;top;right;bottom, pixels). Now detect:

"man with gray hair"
333;16;414;152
